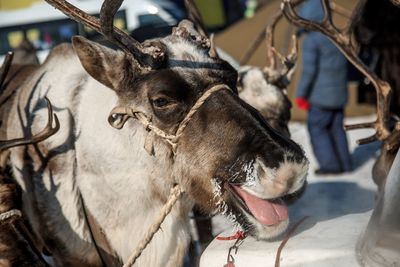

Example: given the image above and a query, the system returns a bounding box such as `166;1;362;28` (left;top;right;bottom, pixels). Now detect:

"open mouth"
227;184;288;226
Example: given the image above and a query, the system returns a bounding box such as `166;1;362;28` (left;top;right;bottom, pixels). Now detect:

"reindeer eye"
152;97;170;108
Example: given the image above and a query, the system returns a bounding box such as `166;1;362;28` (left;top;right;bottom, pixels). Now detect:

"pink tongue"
231;185;288;226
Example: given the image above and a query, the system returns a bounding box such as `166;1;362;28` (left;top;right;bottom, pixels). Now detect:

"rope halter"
0;209;22;222
107;84;232;154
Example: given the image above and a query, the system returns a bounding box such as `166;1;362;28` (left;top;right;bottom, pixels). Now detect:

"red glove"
295;97;310;111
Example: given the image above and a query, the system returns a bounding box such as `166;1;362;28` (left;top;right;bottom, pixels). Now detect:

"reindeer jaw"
212;156;308;240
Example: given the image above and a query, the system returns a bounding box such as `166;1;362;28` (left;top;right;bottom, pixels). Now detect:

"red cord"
216;231;246;241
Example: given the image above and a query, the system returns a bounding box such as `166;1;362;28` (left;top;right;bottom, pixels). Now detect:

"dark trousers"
307;106;352;172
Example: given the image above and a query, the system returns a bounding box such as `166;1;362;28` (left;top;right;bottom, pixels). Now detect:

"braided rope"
173;84;230;140
108;107;175;140
123;185;185;267
108;84;230;266
0;209;22;222
108;84;231;153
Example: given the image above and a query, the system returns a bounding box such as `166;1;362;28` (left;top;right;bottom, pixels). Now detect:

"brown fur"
237;67;292;137
0;171;48;267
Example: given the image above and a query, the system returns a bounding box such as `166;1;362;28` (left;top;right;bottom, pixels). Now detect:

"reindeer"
185;2;299;250
234;0;308;138
0;54;58;267
237;30;297;138
5;0;309;266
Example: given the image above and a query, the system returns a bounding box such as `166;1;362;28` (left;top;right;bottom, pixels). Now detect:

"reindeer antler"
282;0;392;145
44;0;165;68
0;97;60;151
264;18;298;88
0;52;13;90
0;50;58;156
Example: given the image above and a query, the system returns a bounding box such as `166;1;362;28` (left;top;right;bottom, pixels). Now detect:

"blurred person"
295;0;352;174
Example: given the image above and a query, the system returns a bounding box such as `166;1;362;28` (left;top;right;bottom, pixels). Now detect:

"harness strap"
107;84;231;154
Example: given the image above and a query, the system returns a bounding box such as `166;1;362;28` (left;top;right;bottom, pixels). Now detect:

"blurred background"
0;0;374;121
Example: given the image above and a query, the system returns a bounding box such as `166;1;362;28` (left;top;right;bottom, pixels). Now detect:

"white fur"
242;157;308;200
229;157;307;240
238;66;284;113
7;46;190;266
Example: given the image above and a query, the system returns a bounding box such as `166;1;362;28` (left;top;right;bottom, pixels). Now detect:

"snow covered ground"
202;116;381;266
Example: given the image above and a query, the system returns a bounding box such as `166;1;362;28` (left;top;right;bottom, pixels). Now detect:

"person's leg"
330;108;353;171
308;106;341;171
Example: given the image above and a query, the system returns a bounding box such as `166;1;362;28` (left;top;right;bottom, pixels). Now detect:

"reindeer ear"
72;36;127;90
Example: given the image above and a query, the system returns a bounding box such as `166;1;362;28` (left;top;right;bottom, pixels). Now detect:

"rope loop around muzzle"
108;84;232;154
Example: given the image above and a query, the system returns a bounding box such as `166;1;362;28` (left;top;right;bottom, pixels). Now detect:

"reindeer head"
51;0;308;240
237;64;293;138
237;20;298;137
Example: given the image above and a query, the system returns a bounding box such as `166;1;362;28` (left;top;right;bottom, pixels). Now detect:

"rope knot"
107;84;232;155
0;209;22;222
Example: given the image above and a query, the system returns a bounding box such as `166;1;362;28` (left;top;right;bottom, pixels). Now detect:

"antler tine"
44;0;164;68
271;34;298;69
264;13;298;87
320;0;333;27
100;0;122;40
281;0;392;144
265;14;280;70
0;52;14;90
268;34;298;87
281;34;298;72
0;97;60;151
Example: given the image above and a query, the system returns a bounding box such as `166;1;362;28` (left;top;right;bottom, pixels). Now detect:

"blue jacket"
295;0;348;109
